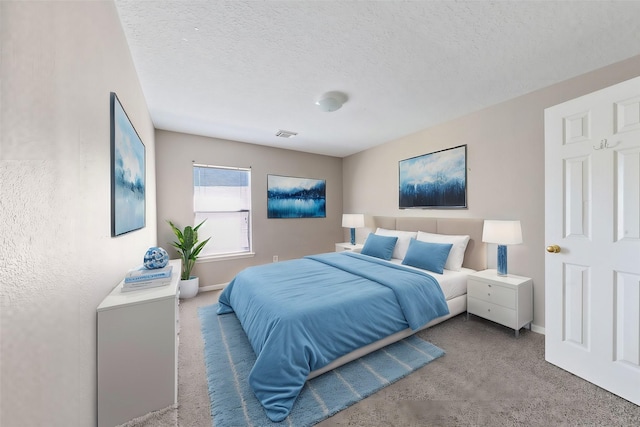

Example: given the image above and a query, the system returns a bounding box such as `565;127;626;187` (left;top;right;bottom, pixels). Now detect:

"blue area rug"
199;304;445;427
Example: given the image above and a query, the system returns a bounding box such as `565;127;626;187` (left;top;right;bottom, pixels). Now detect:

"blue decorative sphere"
143;247;169;269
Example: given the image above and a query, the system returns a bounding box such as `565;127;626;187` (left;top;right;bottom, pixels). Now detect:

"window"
193;164;251;257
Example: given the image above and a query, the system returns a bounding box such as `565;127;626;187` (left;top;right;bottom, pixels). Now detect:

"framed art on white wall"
110;92;146;236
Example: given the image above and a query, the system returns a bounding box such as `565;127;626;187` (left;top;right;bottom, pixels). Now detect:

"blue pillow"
402;238;453;274
361;233;398;260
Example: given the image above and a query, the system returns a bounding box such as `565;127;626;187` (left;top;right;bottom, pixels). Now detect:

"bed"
216;217;486;422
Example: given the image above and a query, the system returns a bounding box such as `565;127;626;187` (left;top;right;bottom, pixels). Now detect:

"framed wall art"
399;144;467;209
267;175;326;218
111;92;146;236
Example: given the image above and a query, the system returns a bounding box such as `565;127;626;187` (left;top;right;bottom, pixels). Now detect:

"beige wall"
0;1;156;426
343;55;640;330
155;130;343;287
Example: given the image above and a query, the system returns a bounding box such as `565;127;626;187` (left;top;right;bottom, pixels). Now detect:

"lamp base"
350;228;356;245
497;245;508;276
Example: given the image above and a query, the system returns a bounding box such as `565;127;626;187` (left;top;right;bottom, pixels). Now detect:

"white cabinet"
97;259;181;427
335;242;364;253
467;269;533;337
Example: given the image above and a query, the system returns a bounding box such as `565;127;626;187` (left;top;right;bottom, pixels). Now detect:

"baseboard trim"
200;282;229;292
531;324;545;335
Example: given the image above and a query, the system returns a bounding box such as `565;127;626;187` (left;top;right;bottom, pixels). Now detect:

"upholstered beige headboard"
371;216;487;271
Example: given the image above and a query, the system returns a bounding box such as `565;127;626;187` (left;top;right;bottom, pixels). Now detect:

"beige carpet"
130;290;640;426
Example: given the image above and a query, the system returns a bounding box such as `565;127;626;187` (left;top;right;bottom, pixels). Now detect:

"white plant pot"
179;276;199;299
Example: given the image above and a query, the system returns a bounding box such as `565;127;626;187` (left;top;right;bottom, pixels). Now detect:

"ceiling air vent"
275;130;298;138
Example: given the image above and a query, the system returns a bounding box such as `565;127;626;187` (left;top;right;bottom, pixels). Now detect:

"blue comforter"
216;252;449;422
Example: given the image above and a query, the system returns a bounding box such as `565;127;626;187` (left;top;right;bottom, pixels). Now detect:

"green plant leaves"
167;219;210;280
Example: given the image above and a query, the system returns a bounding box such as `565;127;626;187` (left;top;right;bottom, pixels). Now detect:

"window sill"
197;252;255;263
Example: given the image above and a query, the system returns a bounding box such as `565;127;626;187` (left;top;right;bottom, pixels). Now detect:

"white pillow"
375;228;417;260
416;231;470;271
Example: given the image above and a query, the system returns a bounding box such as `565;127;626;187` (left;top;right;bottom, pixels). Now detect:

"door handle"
546;244;561;253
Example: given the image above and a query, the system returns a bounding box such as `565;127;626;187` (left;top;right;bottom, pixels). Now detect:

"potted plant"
168;219;211;299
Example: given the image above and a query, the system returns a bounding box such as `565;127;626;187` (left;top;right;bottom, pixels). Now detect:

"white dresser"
97;259;181;427
466;269;533;337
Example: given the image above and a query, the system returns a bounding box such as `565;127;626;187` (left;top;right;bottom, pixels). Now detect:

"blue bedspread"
216;252;449;422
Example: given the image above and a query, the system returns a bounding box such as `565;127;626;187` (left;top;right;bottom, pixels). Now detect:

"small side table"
466;269;533;337
335;242;364;253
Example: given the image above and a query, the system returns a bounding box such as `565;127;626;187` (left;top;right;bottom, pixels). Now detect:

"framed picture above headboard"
399;144;467;209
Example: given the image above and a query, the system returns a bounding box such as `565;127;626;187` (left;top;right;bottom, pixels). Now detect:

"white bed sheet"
388;258;474;300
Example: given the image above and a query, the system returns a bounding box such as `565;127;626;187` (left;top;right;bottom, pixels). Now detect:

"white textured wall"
0;1;156;426
343;55;640;330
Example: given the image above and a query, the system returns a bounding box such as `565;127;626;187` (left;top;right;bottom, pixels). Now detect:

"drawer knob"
487;309;491;312
487;293;491;296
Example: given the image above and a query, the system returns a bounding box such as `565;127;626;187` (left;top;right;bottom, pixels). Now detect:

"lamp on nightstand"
342;214;365;245
482;220;522;276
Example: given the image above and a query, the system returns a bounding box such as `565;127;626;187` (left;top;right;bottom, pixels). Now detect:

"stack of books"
122;264;174;292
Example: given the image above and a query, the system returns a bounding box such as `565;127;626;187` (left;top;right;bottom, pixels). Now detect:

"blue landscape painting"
267;175;326;218
399;145;466;208
111;93;145;236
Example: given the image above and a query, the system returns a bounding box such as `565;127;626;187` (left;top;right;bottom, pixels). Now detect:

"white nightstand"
466;269;533;337
335;242;364;253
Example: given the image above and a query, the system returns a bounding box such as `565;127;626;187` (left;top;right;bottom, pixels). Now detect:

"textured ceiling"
114;1;640;157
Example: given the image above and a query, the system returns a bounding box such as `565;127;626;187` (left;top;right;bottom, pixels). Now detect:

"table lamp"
482;220;522;276
342;214;365;245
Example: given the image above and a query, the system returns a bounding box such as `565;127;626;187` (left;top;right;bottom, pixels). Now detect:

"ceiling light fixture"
315;91;348;112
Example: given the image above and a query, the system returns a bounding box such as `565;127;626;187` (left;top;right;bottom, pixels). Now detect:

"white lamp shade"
482;220;522;245
342;214;365;228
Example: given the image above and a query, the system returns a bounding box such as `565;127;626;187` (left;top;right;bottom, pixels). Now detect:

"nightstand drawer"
467;279;516;308
468;297;516;328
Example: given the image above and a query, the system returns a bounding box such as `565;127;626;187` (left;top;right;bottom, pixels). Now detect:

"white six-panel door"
545;76;640;405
